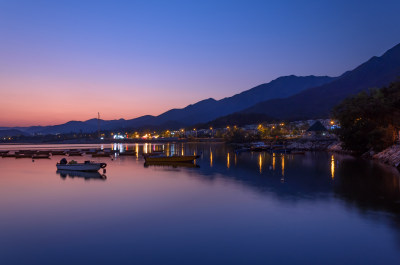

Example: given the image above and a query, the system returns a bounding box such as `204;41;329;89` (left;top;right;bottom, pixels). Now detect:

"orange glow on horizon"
0;78;209;127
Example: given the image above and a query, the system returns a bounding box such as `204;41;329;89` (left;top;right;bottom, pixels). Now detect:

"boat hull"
144;155;200;163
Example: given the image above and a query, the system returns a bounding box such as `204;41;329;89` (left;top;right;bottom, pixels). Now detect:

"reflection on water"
272;152;276;170
1;142;400;264
210;149;213;167
57;170;107;180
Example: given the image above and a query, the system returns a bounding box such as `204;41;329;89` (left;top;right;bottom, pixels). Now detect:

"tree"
333;81;400;154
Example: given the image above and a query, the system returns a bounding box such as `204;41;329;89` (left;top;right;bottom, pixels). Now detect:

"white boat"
56;158;107;172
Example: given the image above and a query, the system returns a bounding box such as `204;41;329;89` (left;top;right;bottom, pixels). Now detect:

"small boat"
56;158;107;172
85;150;99;155
250;142;268;152
119;151;137;156
51;150;66;155
144;154;200;163
37;150;50;154
32;154;50;159
142;151;164;158
1;153;16;158
92;152;111;157
68;151;83;156
15;154;33;158
144;161;200;168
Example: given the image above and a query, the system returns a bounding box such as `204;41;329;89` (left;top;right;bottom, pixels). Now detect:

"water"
1;143;400;265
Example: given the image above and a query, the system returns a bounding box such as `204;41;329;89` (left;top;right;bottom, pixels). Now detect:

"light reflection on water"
0;142;400;265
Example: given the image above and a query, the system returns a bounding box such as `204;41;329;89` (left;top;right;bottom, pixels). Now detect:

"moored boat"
119;151;137;156
144;161;200;168
92;152;111;157
15;154;33;158
68;151;83;156
142;151;164;158
56;158;107;172
144;154;200;163
1;153;16;158
51;150;66;155
32;154;50;159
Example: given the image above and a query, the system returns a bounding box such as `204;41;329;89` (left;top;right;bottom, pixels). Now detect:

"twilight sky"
1;0;400;126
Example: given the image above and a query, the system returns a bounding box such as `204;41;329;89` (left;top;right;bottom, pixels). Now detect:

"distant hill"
241;43;400;120
0;129;29;138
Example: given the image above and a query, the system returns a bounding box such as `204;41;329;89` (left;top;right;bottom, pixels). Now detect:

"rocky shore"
285;138;350;152
373;145;400;168
287;138;400;169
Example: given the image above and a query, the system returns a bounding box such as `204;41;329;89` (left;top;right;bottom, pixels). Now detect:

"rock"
373;145;400;167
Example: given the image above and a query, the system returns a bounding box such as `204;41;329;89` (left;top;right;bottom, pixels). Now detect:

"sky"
1;0;400;127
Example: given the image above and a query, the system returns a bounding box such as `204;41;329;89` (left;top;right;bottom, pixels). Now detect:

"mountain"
151;75;334;125
0;129;30;138
241;43;400;120
0;75;333;134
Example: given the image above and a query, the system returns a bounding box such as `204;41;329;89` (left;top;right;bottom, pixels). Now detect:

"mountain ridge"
241;42;400;120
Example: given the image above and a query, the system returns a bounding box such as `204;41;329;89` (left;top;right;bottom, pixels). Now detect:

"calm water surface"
1;143;400;265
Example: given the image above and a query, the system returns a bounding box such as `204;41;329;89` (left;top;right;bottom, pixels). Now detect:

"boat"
37;150;51;155
15;154;33;158
250;142;268;152
51;150;66;155
32;154;50;159
56;158;107;172
119;151;137;156
142;151;164;158
16;150;36;154
144;161;200;168
92;152;111;157
144;154;200;163
67;151;83;156
1;153;16;158
0;150;9;155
